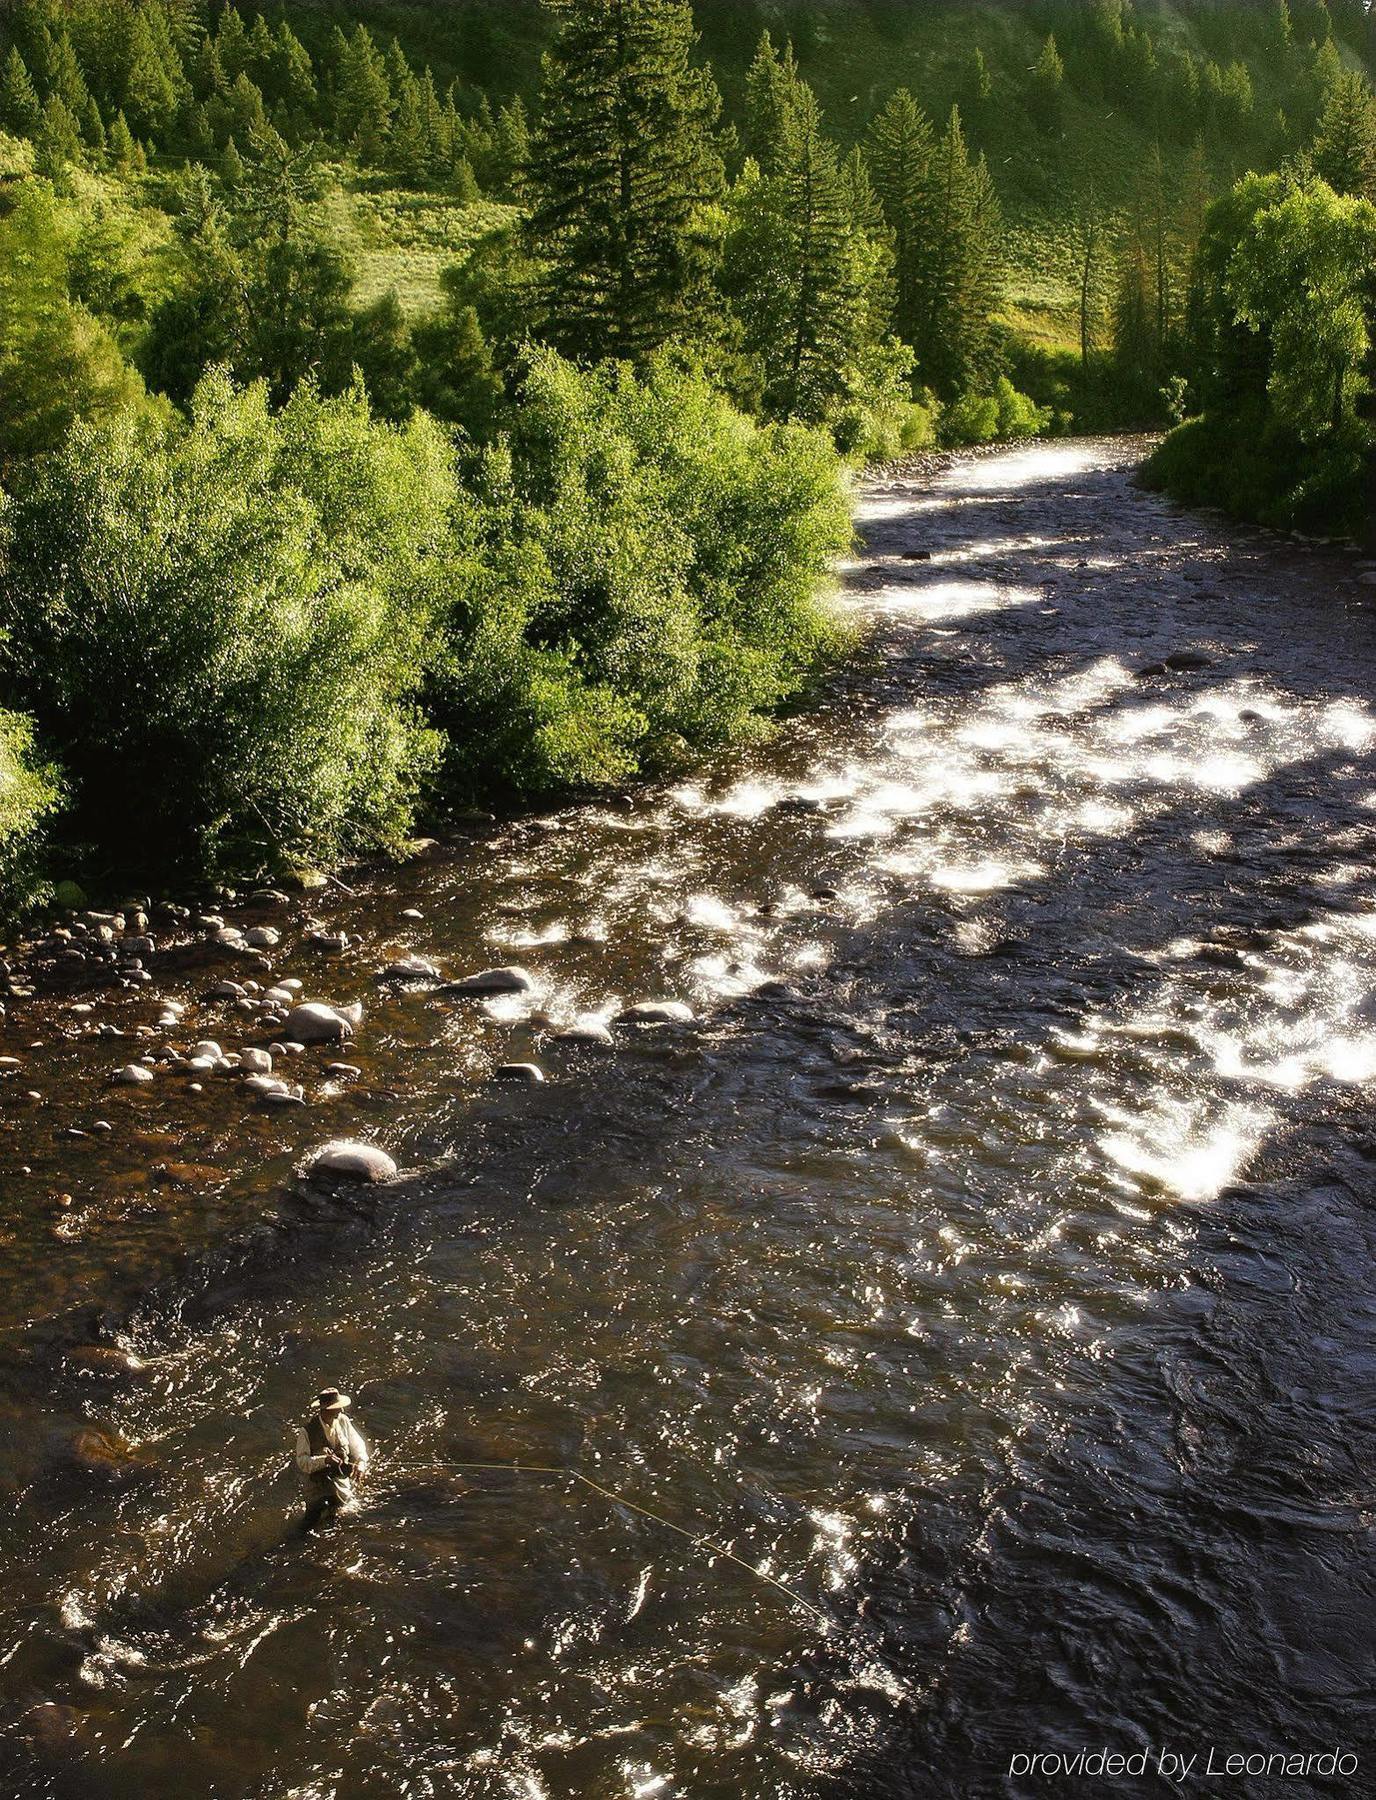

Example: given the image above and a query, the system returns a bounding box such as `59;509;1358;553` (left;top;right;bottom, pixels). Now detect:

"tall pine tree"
1312;68;1376;196
522;0;726;361
907;108;1003;398
724;74;892;423
0;47;43;138
868;88;935;353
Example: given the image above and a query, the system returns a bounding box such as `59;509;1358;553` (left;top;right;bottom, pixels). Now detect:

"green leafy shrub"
0;708;59;917
1151;173;1376;533
431;348;851;800
1143;403;1366;536
0;372;453;876
940;377;1051;446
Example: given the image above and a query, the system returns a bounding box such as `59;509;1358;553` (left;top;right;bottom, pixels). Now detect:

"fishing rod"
392;1457;836;1630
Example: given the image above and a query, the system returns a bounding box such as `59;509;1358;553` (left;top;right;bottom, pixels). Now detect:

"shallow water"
2;440;1374;1798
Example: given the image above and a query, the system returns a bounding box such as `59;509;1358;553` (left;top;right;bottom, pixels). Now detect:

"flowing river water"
1;438;1374;1798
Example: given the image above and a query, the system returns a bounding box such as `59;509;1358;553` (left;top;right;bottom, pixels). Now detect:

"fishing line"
400;1458;835;1628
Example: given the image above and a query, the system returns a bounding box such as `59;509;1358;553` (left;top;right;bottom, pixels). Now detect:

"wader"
305;1412;358;1509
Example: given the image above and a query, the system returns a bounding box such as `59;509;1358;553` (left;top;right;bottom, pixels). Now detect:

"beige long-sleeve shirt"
294;1412;369;1476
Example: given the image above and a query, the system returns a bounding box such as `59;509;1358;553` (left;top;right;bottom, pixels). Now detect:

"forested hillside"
0;0;1373;911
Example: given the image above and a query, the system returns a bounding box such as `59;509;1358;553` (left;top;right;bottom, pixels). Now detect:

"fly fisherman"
295;1387;369;1516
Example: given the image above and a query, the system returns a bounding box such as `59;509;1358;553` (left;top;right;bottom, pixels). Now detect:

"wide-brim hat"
316;1387;351;1412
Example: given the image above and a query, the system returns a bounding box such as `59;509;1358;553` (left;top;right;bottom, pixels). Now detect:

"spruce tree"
335;25;393;166
246;15;276;81
493;96;530;196
1029;34;1066;132
266;24;319;131
964;48;993;118
226;72;269;145
123;9;183;139
0;47;43;138
193;36;227;102
82;95;107;162
1312;68;1376;196
744;30;803;169
389;66;430;183
108;109;139;173
216;8;251;82
34;95;84;174
220;135;245;187
48;32;93;123
724;78;888;423
907;108;1003;398
868;88;935;353
843;144;896;338
522;0;726;361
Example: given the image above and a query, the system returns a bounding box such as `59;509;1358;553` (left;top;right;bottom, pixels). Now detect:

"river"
1;438;1373;1798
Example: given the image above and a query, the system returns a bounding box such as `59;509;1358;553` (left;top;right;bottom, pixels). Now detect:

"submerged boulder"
494;1063;545;1085
552;1018;615;1047
441;966;533;997
377;955;442;984
1164;649;1215;672
303;1139;398;1183
616;1000;695;1025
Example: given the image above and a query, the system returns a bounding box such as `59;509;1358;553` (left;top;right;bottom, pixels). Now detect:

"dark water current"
1;440;1374;1798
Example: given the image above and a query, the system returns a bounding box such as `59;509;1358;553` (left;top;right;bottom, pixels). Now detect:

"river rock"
552;1018;615;1047
1164;649;1215;671
190;1040;224;1063
244;926;280;948
239;1047;273;1074
307;930;350;954
112;1063;154;1086
244;1073;288;1096
260;1087;306;1107
494;1063;545;1085
441;966;533;996
616;1000;695;1025
285;1002;354;1044
378;955;441;984
304;1139;398;1183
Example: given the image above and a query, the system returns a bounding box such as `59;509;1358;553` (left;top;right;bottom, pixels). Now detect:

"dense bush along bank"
1145;170;1376;534
0;351;851;910
2;0;1375;908
0;710;60;915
